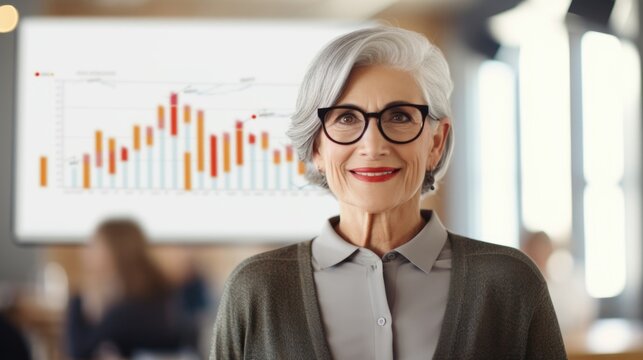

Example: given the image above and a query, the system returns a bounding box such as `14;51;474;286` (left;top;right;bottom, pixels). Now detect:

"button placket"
366;256;393;360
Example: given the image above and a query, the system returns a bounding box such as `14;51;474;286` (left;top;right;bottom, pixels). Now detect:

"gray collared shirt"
311;210;451;360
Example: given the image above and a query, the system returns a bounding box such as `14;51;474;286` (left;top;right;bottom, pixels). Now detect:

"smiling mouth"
349;167;401;182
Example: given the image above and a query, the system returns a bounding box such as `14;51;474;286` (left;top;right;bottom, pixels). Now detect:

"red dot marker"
35;72;40;77
251;114;257;119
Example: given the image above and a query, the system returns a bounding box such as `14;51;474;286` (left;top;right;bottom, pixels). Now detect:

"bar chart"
51;84;307;193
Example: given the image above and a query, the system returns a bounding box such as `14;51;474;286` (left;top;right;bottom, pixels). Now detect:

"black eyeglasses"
317;103;438;145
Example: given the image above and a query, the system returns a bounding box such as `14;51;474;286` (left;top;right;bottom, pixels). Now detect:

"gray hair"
286;25;454;193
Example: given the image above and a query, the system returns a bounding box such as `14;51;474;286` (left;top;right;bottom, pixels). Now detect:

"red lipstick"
349;167;400;183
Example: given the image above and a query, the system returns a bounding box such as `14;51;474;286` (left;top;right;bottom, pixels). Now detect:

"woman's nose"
357;118;390;158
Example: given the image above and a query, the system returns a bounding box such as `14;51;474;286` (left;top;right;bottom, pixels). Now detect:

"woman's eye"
390;112;411;122
337;114;357;124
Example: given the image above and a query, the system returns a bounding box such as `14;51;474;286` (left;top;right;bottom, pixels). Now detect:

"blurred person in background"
156;246;219;355
65;219;197;360
211;25;566;359
522;231;597;335
521;231;553;275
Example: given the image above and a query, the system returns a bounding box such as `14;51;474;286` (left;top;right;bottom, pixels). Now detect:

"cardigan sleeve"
524;284;568;359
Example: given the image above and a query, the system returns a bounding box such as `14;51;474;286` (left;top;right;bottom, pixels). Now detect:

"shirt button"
377;317;387;326
385;253;397;261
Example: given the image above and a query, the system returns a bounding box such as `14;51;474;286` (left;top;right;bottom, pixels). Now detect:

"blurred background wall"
0;0;41;287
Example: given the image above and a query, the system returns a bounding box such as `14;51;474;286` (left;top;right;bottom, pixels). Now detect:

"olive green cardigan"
210;233;567;359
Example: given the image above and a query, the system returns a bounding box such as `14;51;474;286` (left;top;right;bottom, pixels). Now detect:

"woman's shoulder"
223;240;311;295
232;240;306;272
448;232;545;285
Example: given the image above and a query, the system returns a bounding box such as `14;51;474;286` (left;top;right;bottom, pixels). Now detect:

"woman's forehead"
336;65;425;108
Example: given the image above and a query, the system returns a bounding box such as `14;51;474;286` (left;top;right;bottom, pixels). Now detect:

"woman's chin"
341;195;406;214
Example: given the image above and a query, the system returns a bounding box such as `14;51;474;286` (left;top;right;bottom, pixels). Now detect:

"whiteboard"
13;18;363;244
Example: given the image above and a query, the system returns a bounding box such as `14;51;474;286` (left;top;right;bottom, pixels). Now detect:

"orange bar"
108;138;116;174
95;131;103;167
273;150;281;165
236;121;243;166
223;133;231;173
261;132;269;150
146;126;153;146
157;105;165;129
39;156;47;187
184;105;191;124
133;125;141;151
197;110;204;172
286;145;293;162
184;152;192;191
298;160;306;175
83;154;91;189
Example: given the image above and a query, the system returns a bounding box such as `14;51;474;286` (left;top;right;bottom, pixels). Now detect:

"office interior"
0;0;642;359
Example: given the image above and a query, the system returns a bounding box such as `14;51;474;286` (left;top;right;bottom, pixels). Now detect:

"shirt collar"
396;209;448;274
312;215;360;270
311;209;449;274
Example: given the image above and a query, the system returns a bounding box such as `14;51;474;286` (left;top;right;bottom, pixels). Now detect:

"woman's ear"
312;153;323;172
312;135;324;172
426;118;451;170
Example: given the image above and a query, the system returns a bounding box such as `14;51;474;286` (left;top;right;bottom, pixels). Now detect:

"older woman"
210;26;566;359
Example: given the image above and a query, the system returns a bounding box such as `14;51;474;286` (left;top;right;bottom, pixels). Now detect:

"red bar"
236;121;243;166
121;147;128;162
210;135;218;177
249;133;256;144
170;93;178;136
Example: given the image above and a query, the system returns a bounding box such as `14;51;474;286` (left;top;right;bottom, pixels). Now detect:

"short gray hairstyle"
286;25;455;193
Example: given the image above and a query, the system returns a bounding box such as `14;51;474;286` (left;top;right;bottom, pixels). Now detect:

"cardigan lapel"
298;240;334;360
432;232;467;359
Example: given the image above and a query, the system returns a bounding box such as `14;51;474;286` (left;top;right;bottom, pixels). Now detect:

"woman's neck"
335;194;425;257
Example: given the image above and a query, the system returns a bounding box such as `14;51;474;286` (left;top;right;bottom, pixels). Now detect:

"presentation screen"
13;18;365;244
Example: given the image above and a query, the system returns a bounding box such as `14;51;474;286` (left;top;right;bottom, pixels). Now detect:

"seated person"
65;219;195;359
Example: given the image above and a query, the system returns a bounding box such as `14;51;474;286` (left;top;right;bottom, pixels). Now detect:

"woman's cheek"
405;157;425;193
325;161;345;195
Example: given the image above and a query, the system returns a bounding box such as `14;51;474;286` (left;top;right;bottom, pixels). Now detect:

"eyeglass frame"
317;103;439;145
